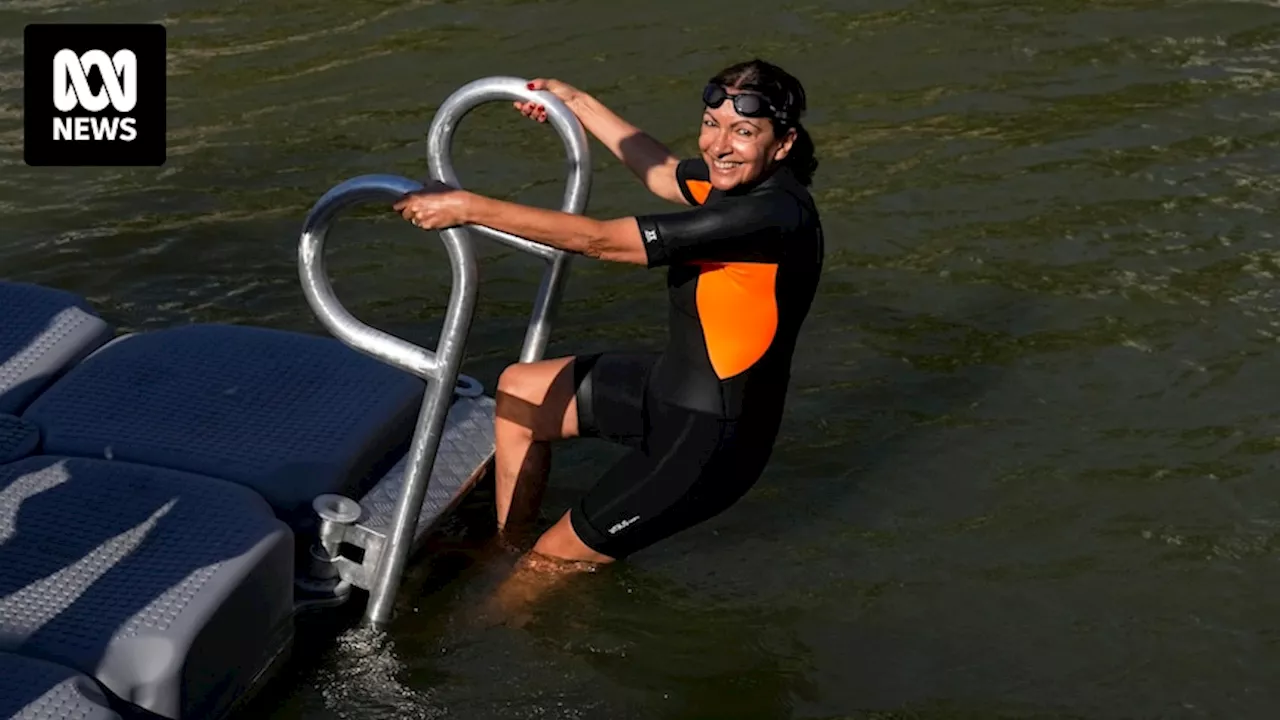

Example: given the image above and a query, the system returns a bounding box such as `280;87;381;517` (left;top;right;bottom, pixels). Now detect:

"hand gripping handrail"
298;174;475;381
427;76;592;364
298;76;592;627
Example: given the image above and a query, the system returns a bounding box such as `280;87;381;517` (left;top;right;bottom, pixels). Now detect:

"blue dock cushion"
21;324;427;524
0;456;294;720
0;415;39;465
0;281;114;416
0;652;120;720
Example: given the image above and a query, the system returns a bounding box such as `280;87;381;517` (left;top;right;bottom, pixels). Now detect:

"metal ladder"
293;76;591;626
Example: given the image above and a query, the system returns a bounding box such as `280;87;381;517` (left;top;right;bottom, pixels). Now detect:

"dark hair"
709;58;818;186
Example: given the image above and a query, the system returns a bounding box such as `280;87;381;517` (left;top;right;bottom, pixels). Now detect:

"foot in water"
469;547;602;629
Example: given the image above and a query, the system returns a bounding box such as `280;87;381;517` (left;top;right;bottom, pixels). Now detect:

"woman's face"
698;89;796;191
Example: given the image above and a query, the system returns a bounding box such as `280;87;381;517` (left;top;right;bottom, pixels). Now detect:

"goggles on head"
702;83;792;126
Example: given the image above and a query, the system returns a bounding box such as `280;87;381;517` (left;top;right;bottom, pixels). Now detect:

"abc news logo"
24;24;165;167
53;49;140;142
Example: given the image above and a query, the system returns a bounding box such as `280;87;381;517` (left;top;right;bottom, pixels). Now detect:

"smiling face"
699;88;797;191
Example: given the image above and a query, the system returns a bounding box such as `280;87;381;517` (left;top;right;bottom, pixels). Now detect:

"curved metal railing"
298;173;477;380
297;76;592;626
427;76;591;364
297;173;480;627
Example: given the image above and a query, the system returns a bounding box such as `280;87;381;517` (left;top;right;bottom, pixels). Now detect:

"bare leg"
480;358;618;626
492;357;580;544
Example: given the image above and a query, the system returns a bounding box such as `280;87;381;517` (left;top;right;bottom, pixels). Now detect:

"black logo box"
24;23;166;167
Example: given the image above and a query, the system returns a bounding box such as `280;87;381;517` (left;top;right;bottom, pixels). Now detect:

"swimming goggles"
702;83;792;125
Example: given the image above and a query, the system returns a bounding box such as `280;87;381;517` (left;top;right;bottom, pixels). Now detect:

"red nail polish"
527;82;535;89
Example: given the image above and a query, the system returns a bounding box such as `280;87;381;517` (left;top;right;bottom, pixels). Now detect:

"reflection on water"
314;626;442;720
3;0;1280;716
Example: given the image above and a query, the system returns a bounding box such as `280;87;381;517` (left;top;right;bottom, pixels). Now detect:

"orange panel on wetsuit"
685;179;713;205
694;261;779;380
633;157;824;418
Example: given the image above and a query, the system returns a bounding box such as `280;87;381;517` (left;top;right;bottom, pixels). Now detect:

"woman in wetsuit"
395;58;823;569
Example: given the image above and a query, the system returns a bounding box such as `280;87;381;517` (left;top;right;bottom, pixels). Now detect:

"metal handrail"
298;174;475;380
298;173;480;629
298;77;592;626
426;76;592;363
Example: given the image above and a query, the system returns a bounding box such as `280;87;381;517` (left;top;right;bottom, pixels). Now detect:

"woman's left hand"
393;181;471;230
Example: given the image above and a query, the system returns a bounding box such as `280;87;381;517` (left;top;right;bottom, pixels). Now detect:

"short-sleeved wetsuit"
569;157;824;558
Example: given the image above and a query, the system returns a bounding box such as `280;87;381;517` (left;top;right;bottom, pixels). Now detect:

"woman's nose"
709;127;732;154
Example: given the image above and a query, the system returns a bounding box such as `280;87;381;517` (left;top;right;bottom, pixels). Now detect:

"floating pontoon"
0;77;589;719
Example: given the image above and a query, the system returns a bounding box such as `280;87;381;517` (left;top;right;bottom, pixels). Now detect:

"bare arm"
463;191;649;266
522;79;689;206
567;92;686;205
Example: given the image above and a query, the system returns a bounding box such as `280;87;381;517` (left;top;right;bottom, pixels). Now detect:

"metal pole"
297;173;479;627
362;221;477;625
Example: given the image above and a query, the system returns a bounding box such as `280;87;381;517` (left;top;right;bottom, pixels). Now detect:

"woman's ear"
773;127;798;161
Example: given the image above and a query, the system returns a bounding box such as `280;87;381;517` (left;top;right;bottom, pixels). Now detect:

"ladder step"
357;394;495;546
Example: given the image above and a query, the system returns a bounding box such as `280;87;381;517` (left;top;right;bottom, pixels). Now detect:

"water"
3;0;1280;717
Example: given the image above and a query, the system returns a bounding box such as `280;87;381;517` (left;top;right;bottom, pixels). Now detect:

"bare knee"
495;358;579;440
495;364;548;434
495;362;532;399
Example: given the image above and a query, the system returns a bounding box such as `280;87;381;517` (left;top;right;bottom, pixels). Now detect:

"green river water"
3;0;1280;717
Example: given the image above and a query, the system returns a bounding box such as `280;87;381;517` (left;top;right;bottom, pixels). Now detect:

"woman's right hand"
514;78;582;123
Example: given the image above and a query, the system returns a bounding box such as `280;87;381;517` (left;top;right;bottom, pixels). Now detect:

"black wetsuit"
569;157;824;558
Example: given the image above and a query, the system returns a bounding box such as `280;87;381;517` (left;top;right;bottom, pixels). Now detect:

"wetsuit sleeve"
634;190;801;268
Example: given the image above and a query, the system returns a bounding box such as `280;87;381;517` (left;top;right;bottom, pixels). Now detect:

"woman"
395;58;823;572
